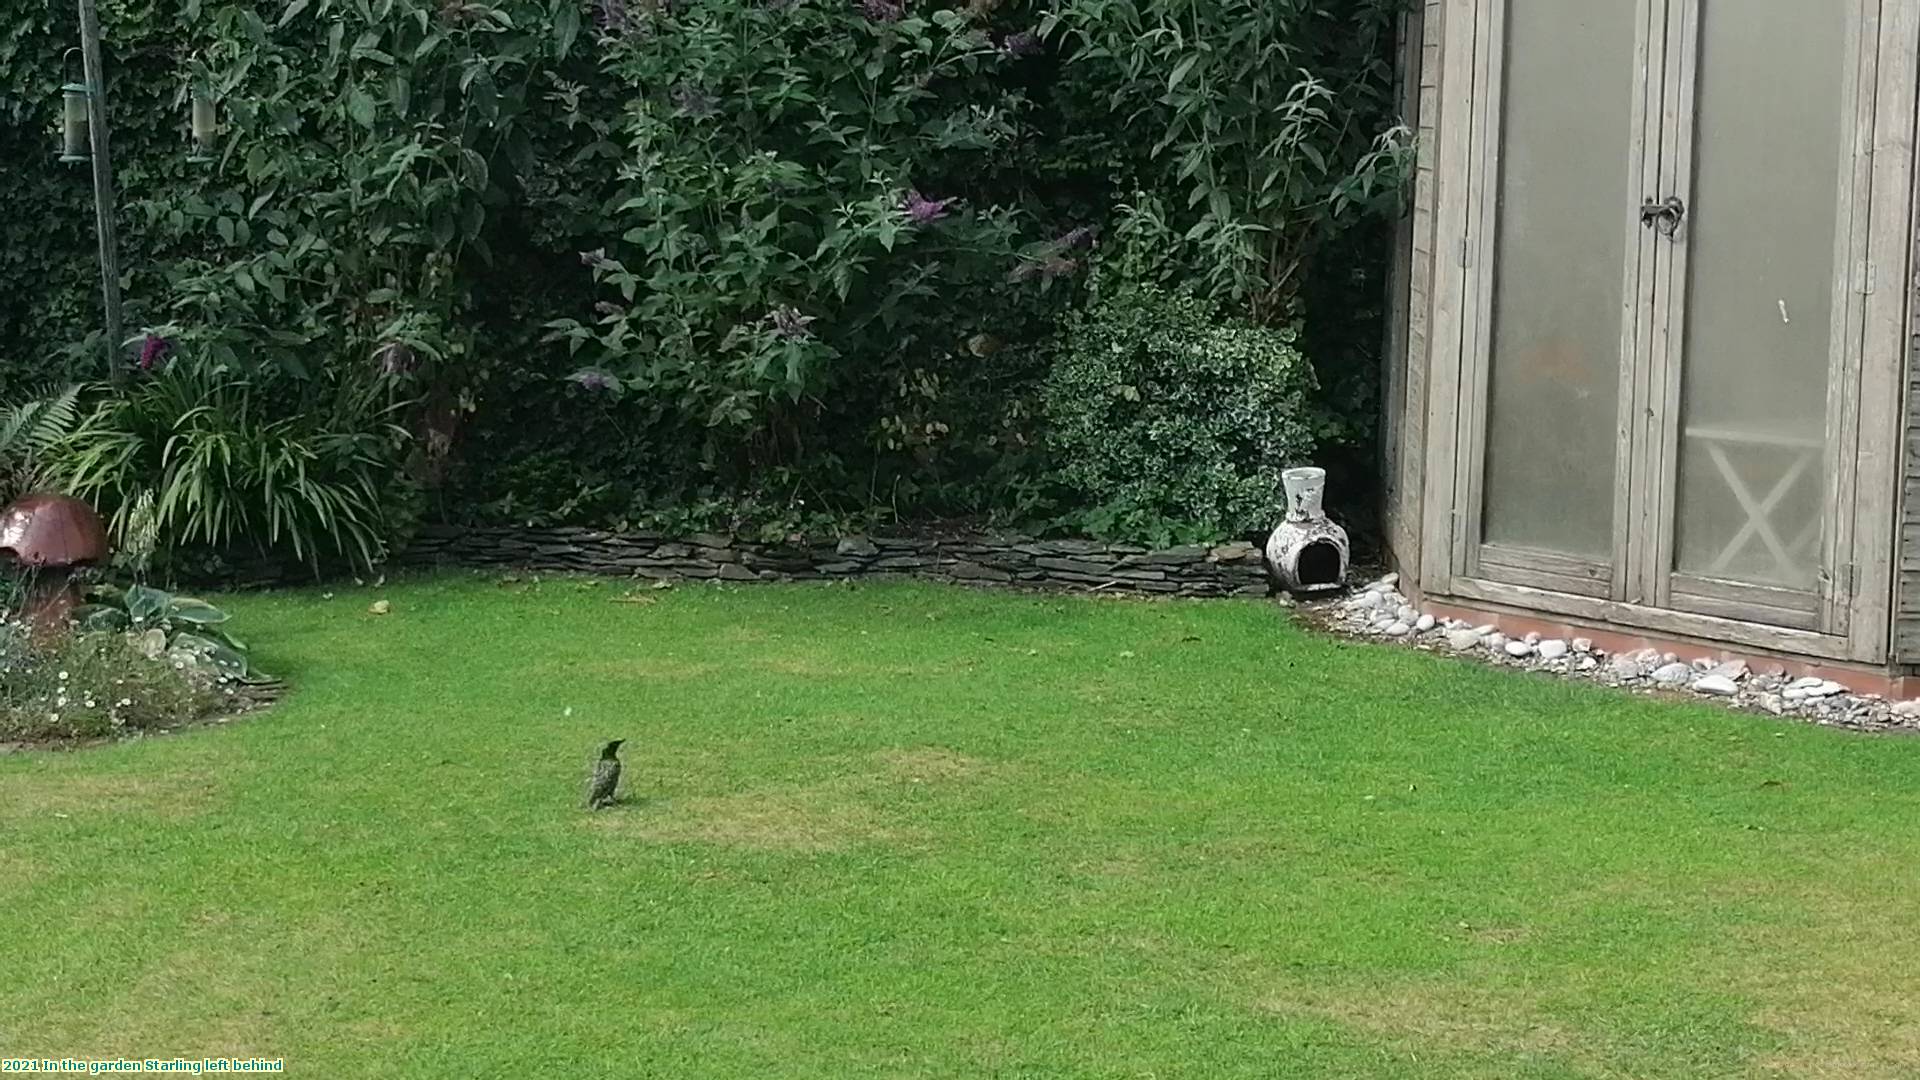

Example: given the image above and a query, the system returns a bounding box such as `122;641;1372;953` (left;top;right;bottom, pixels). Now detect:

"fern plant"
0;384;83;505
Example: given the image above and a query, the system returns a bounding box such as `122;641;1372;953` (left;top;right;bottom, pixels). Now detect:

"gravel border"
1317;573;1920;734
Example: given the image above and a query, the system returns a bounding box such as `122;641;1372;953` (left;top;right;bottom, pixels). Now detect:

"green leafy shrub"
50;362;413;574
1043;284;1315;544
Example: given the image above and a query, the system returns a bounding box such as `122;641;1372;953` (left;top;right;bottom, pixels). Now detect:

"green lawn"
5;576;1920;1078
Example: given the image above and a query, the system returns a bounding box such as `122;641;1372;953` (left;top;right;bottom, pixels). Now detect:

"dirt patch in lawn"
587;656;722;680
755;652;962;679
26;938;286;1061
872;746;991;784
1732;883;1920;1079
0;767;225;821
1255;980;1581;1063
593;746;999;851
599;784;899;853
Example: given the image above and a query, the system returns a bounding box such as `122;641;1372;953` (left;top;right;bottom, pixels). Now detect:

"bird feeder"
58;50;90;164
186;81;217;164
0;493;112;639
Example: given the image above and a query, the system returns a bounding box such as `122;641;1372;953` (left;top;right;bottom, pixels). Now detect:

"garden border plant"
0;575;274;746
0;0;1411;556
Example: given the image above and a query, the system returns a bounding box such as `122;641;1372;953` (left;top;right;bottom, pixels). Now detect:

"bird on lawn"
586;739;624;810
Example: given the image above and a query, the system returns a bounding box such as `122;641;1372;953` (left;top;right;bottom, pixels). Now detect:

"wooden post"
76;0;124;364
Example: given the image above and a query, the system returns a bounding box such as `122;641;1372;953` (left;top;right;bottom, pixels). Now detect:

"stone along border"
400;526;1272;598
1325;573;1920;734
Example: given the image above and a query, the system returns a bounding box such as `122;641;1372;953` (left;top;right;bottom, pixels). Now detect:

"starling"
586;739;624;810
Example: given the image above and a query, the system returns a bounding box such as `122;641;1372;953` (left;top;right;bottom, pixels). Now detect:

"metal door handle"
1640;196;1685;237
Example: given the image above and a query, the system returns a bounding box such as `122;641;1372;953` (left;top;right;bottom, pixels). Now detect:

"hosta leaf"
126;585;171;624
166;598;232;626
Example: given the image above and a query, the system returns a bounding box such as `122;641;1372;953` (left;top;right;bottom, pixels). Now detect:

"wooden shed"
1383;0;1920;682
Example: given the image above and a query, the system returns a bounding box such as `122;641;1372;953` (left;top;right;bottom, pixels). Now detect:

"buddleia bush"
1042;284;1315;545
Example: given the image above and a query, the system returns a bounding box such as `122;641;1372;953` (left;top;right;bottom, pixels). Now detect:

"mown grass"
4;575;1920;1077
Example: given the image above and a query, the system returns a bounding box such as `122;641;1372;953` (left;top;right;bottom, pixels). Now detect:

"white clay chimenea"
1264;466;1350;596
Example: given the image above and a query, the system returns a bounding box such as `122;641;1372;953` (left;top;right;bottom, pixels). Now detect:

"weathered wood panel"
1383;0;1443;587
1857;0;1917;664
1893;0;1920;661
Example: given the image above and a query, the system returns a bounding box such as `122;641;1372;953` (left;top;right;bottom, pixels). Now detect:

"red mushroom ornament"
0;493;111;638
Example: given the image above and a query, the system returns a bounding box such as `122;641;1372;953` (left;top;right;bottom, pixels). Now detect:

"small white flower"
57;671;68;680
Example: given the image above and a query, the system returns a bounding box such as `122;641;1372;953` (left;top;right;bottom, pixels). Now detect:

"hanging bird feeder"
186;70;218;164
187;88;217;163
58;49;90;164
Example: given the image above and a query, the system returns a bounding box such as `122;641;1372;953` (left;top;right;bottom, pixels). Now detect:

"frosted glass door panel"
1480;1;1638;560
1671;2;1845;590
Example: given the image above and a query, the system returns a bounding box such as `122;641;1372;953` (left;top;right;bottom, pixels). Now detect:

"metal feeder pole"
76;0;124;363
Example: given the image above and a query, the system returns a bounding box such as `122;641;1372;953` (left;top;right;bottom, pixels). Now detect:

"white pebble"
1504;640;1534;658
1535;639;1569;661
1693;674;1739;697
1652;662;1695;685
1414;614;1436;633
1708;660;1750;681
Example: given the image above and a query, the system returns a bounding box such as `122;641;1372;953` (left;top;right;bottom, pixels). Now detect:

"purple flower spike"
997;30;1040;57
901;189;955;225
136;334;172;371
569;369;621;393
768;306;816;340
594;0;633;33
373;340;416;376
579;248;607;268
1059;225;1097;249
860;0;904;22
1009;255;1080;283
670;84;717;118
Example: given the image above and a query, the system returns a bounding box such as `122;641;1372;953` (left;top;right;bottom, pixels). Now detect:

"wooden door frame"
1418;0;1917;664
